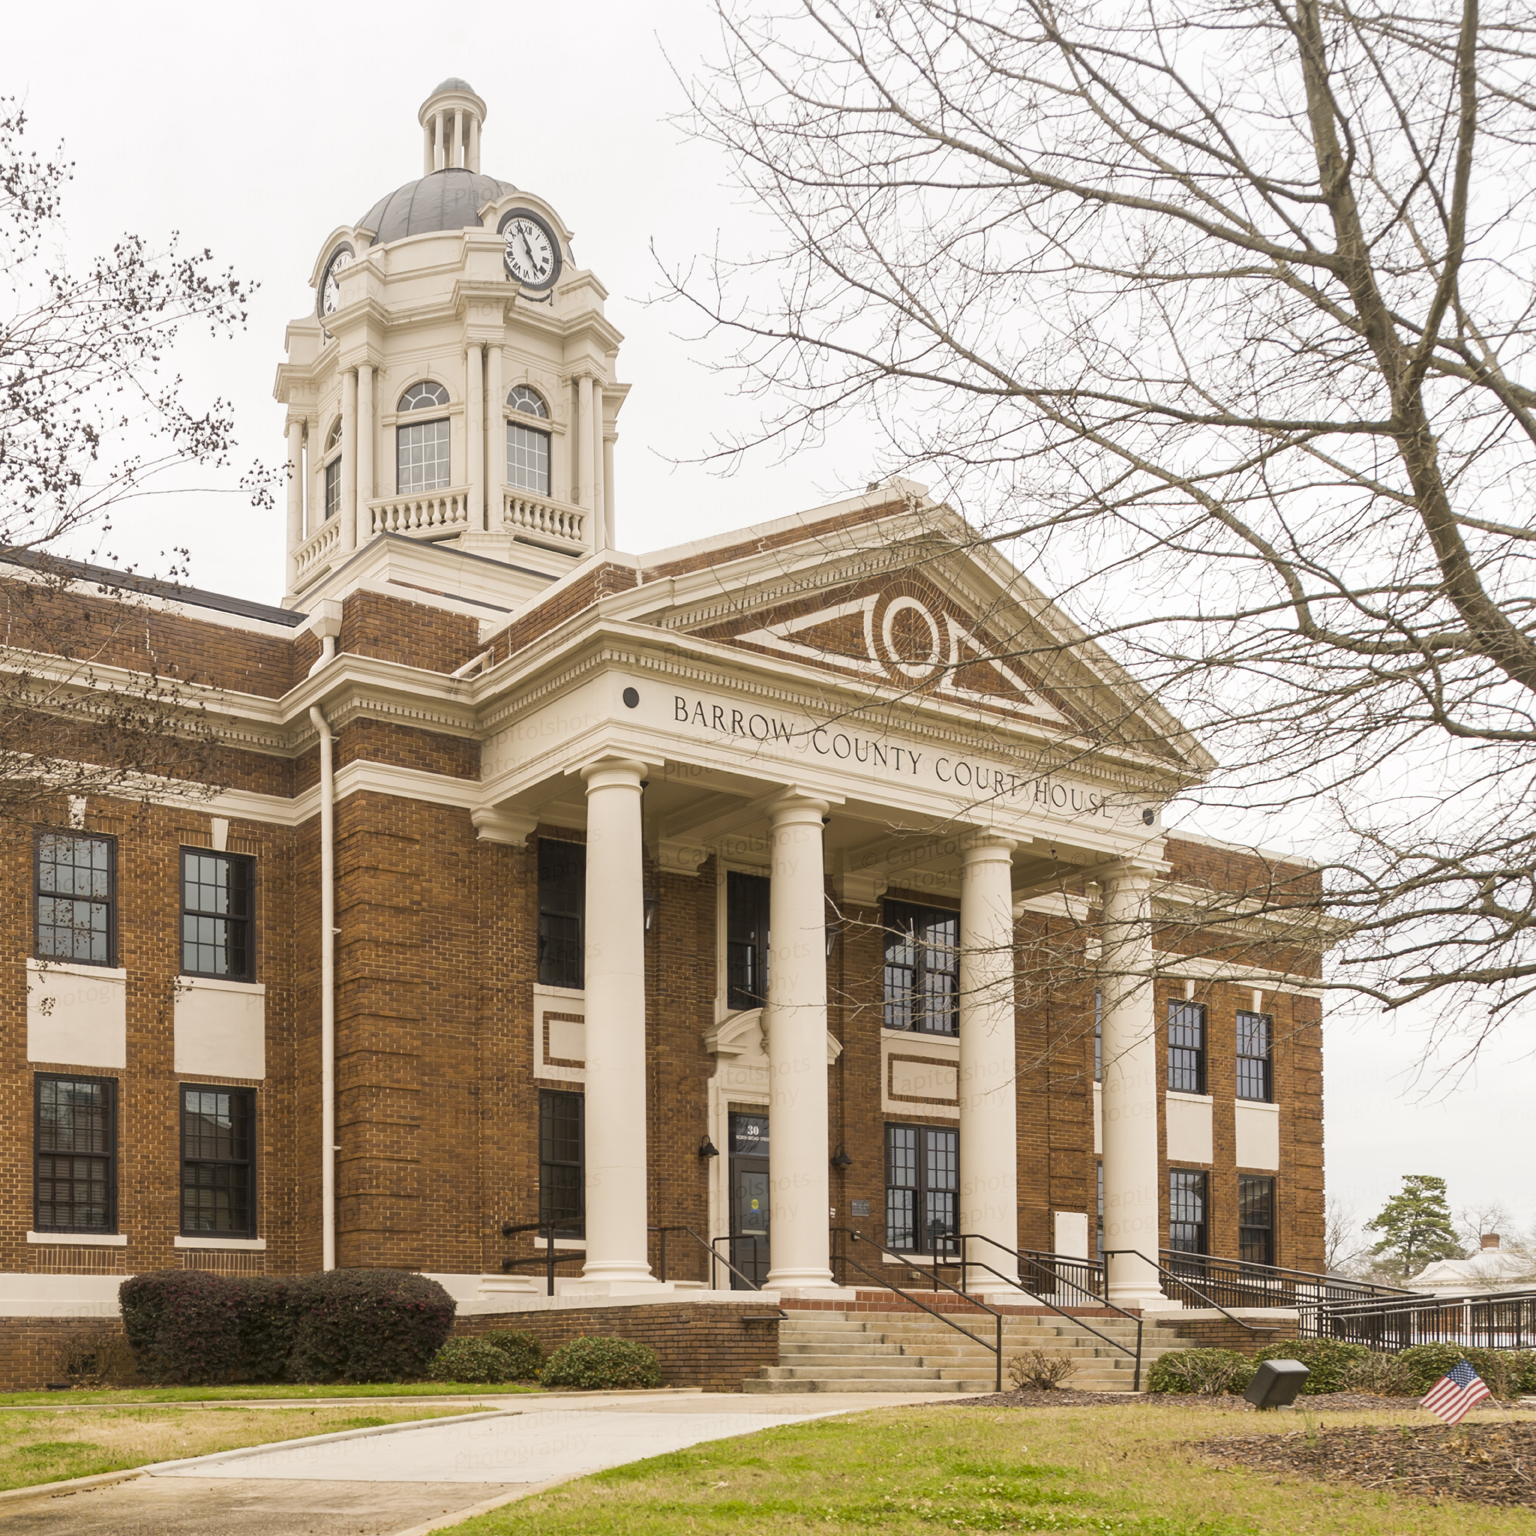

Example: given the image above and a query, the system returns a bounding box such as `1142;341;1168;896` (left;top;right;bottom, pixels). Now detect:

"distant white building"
1410;1234;1535;1295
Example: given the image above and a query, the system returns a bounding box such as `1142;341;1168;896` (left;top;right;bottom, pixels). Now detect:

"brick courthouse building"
1;82;1325;1366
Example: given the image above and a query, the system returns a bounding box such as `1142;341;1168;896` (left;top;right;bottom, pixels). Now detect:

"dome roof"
430;76;476;96
359;168;515;246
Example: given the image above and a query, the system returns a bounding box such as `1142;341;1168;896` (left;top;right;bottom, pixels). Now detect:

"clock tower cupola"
275;80;629;609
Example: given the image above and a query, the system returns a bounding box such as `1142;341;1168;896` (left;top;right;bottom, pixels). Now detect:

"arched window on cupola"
323;418;343;521
396;381;451;494
506;385;550;497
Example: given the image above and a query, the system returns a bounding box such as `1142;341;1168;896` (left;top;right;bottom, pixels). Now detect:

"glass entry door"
728;1111;770;1288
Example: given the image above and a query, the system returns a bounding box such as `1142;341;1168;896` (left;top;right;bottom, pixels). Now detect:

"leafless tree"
667;0;1536;1052
0;103;264;816
1325;1194;1364;1273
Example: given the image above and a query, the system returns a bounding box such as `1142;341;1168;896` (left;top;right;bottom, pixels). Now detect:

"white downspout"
309;704;337;1271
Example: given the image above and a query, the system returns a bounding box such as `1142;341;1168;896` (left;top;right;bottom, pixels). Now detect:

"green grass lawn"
0;1400;488;1492
445;1401;1536;1535
0;1380;541;1407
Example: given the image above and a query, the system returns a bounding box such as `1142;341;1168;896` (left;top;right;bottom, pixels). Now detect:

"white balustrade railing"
293;517;342;583
503;489;587;551
370;489;470;537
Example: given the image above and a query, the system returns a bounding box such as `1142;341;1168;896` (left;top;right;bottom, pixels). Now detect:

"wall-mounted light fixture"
644;890;659;932
824;924;838;958
698;1136;720;1159
831;1146;853;1171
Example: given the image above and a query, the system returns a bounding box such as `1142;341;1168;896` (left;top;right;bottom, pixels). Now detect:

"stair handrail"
498;1219;586;1296
1104;1248;1284;1335
944;1233;1144;1390
1157;1249;1416;1305
650;1224;784;1303
831;1227;1004;1393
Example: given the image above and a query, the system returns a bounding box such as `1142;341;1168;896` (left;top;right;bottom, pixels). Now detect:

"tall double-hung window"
1167;1000;1207;1094
323;418;342;520
181;851;254;981
506;385;551;496
882;900;959;1034
1168;1169;1209;1255
1236;1012;1273;1102
539;1089;584;1239
537;839;585;989
35;831;115;965
1238;1175;1275;1266
396;381;451;493
725;871;770;1010
35;1076;116;1234
182;1086;255;1235
885;1124;958;1254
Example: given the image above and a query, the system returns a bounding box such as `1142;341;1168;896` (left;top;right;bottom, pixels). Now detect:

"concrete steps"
743;1307;1203;1394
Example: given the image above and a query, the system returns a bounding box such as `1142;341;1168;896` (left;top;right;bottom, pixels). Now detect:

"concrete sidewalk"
0;1390;944;1536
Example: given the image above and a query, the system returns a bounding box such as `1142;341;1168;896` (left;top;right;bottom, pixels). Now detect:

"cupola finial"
418;79;487;176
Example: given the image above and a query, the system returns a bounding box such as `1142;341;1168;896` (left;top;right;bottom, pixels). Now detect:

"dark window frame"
180;1084;257;1237
538;1088;584;1240
725;870;771;1011
884;1121;959;1255
34;1073;118;1234
1236;1011;1274;1102
882;899;960;1035
1238;1174;1276;1266
1168;1168;1209;1255
1167;1000;1207;1095
34;828;117;968
180;849;256;982
537;838;585;990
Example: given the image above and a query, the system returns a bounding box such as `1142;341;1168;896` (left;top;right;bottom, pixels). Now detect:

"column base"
560;1276;672;1298
1107;1285;1175;1311
764;1267;837;1293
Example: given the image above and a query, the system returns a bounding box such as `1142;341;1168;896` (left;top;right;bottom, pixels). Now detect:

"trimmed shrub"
484;1329;543;1381
287;1270;455;1384
540;1336;662;1390
1254;1338;1369;1395
1342;1350;1418;1396
1395;1343;1522;1399
119;1271;242;1385
236;1276;304;1382
1146;1347;1256;1396
428;1338;512;1383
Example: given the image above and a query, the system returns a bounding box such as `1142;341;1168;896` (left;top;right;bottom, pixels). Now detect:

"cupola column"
486;344;504;525
590;384;607;554
576;374;595;535
340;370;358;554
468;114;480;174
603;432;616;548
763;792;837;1293
466;344;485;531
579;757;659;1289
435;110;446;170
355;364;374;548
285;419;305;584
958;835;1020;1284
1099;867;1167;1308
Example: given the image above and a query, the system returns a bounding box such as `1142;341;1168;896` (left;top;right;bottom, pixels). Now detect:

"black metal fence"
1159;1251;1410;1313
1306;1288;1536;1351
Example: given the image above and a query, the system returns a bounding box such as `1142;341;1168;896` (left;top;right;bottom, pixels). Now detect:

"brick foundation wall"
453;1303;781;1393
0;1316;135;1392
1155;1315;1299;1352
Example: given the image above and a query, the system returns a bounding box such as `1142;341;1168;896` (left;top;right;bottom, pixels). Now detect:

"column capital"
960;831;1017;861
767;789;831;827
579;756;649;792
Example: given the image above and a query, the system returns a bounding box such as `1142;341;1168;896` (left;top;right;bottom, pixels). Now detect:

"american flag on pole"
1420;1358;1492;1424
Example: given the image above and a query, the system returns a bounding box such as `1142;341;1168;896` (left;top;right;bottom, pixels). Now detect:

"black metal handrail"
498;1220;585;1296
1307;1287;1536;1351
832;1227;1003;1393
938;1233;1144;1390
1104;1249;1284;1335
652;1224;781;1300
1160;1250;1415;1310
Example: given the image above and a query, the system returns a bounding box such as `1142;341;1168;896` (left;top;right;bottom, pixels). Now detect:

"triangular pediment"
692;576;1073;728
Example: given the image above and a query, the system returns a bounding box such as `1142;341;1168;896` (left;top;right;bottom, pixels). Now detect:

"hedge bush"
286;1270;455;1384
1145;1347;1256;1396
485;1329;543;1381
1341;1350;1418;1396
120;1270;242;1385
1254;1338;1370;1395
428;1338;514;1383
540;1336;662;1390
1393;1343;1535;1399
120;1269;454;1386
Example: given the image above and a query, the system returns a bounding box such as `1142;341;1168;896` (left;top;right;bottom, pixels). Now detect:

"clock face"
319;247;354;319
499;210;561;291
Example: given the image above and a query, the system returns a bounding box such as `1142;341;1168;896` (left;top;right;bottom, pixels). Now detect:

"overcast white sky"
9;0;1529;1248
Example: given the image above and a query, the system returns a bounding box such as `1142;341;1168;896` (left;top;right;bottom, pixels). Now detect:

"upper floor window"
1236;1011;1273;1102
182;1086;255;1236
35;1074;116;1233
537;838;585;990
1167;1000;1206;1095
36;831;114;966
726;871;770;1011
324;418;342;521
397;381;451;494
506;386;551;496
181;850;254;981
882;900;959;1034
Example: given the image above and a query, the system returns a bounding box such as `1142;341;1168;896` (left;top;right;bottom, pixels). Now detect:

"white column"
958;835;1020;1284
764;793;835;1292
575;374;594;530
603;433;616;549
355;364;374;548
468;113;480;174
591;384;607;554
340;370;357;554
466;344;484;531
1099;868;1166;1307
435;110;446;171
285;420;304;586
580;758;658;1288
486;344;503;530
423;121;434;178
